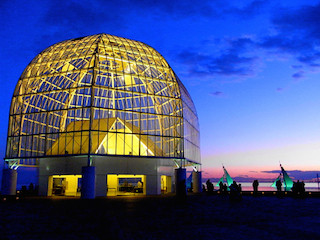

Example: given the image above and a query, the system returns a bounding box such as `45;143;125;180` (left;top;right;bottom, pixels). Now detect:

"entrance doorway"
48;175;81;196
107;174;146;196
161;175;172;194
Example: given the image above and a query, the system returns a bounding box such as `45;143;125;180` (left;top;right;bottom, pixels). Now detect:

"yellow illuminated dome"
6;34;200;166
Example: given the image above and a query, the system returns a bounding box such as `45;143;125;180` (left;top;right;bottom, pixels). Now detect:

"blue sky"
1;0;320;181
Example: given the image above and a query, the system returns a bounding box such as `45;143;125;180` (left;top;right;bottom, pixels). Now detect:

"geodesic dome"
6;34;200;166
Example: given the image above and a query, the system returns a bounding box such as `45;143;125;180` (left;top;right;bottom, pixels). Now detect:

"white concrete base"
39;155;175;197
192;171;202;193
146;174;161;195
1;169;18;195
96;174;107;197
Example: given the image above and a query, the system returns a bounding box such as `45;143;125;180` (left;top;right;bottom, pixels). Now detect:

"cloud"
272;3;320;39
276;88;284;92
28;0;140;55
181;51;257;77
226;37;256;51
210;91;224;97
190;3;320;81
291;65;303;69
42;1;127;36
207;53;257;76
259;35;310;54
261;170;320;180
260;3;320;67
237;174;250;178
224;0;269;19
177;37;258;78
8;0;320;84
174;3;320;81
132;0;268;19
132;0;218;18
292;71;305;79
262;170;284;174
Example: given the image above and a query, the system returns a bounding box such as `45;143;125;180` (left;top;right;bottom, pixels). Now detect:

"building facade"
5;34;200;197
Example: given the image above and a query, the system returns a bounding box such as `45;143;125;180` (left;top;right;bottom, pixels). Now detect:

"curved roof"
6;34;200;165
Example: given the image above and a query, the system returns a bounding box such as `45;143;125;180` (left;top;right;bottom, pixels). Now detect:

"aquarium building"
3;34;201;198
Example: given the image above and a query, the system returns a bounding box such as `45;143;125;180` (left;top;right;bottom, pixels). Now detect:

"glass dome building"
5;34;200;196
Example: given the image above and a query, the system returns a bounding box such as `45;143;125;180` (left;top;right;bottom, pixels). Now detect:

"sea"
210;182;320;192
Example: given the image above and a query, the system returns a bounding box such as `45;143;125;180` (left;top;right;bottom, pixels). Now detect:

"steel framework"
6;34;200;166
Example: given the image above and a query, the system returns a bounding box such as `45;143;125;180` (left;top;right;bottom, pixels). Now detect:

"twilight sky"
1;0;320;181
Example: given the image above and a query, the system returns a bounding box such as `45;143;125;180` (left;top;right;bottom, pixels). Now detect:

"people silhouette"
219;181;223;192
301;181;305;195
253;180;259;196
293;180;306;198
276;179;282;192
223;184;228;193
276;179;282;198
229;181;241;201
206;179;214;195
202;184;206;192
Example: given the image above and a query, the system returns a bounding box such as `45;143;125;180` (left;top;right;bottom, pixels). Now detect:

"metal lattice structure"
6;34;200;166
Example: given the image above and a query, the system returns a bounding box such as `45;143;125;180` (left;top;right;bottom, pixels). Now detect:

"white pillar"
95;174;107;197
192;171;202;193
1;169;18;195
146;174;161;195
175;168;186;197
38;175;49;196
81;166;96;199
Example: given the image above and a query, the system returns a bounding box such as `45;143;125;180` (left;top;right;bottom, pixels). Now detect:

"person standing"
219;181;223;192
206;179;214;194
276;179;282;198
253;180;259;196
276;179;282;192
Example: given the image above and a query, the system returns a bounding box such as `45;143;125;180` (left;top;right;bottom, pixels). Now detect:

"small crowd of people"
203;178;307;199
291;180;305;196
204;179;242;201
218;181;228;193
275;179;306;197
205;179;214;194
229;181;242;201
20;183;38;196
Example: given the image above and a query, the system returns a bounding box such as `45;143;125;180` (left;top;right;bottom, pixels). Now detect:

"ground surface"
1;194;320;240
